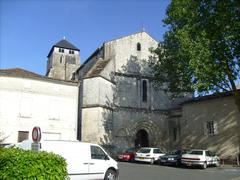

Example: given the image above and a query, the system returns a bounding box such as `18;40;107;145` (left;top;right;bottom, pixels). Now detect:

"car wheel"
202;162;207;169
104;169;116;180
215;160;220;167
150;158;154;165
175;161;180;167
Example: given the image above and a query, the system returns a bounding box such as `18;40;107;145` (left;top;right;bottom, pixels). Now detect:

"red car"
117;147;136;162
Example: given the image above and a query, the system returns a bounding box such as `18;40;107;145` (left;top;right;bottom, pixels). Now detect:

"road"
117;162;240;180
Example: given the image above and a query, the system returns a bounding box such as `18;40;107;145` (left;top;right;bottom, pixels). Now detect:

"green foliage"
152;0;240;99
0;148;68;180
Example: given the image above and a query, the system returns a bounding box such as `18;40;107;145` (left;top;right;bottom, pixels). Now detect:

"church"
0;31;239;161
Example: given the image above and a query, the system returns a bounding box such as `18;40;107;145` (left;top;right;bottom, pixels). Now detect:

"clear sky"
0;0;170;75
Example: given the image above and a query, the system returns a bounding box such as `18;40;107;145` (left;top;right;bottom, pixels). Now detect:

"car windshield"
166;150;179;155
189;150;203;155
124;148;135;153
138;148;151;153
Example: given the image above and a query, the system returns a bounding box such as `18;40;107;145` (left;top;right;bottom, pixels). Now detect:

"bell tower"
46;37;80;80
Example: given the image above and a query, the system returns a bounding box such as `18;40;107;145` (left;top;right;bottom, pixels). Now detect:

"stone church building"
0;31;239;161
47;32;173;149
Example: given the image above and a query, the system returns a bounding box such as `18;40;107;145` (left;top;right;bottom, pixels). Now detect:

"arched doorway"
135;129;149;148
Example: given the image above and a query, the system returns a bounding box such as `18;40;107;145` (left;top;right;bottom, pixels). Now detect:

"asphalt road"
117;162;240;180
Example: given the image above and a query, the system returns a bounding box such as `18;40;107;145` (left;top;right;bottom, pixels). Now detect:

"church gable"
103;31;158;76
77;32;158;80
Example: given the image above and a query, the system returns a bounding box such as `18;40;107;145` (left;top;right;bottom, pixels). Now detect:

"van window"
91;146;107;160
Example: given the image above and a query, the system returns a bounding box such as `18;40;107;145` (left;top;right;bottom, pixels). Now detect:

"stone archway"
126;120;162;148
135;129;149;148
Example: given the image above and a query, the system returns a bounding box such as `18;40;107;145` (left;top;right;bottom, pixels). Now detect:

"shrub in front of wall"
0;148;68;180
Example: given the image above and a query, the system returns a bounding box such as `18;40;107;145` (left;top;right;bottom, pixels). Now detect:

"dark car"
159;149;188;166
117;147;137;162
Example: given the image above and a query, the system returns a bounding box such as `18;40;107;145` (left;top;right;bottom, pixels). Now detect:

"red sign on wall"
32;126;41;143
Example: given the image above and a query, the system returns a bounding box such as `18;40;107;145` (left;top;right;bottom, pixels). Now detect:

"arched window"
142;80;147;102
137;42;141;51
60;56;62;63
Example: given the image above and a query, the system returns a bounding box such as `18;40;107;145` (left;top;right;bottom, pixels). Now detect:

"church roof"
85;58;110;77
47;39;79;57
0;68;42;78
0;68;78;85
54;39;80;51
104;31;158;44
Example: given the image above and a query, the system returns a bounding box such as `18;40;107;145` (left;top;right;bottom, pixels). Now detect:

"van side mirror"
104;155;110;160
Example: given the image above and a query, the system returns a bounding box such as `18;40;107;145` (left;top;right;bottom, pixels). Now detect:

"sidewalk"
218;164;240;170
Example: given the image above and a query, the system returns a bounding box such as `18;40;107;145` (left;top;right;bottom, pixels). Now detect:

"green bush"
0;148;68;180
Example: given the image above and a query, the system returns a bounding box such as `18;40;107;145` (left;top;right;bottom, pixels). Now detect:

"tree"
152;0;240;164
152;0;240;108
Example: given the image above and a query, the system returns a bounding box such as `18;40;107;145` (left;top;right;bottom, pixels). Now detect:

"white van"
14;140;119;180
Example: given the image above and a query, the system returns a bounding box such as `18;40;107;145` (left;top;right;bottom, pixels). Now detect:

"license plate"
139;157;145;160
161;160;166;162
186;162;191;166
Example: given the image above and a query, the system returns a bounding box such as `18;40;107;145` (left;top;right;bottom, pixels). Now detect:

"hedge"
0;148;68;180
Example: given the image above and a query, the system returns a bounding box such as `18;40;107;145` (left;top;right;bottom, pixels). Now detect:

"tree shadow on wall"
120;55;153;76
178;105;239;162
99;54;170;152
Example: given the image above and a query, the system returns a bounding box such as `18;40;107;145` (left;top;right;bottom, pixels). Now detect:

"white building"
0;68;79;143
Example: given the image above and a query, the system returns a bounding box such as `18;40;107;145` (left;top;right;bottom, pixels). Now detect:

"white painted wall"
0;75;79;144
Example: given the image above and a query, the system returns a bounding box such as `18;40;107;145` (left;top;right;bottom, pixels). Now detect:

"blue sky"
0;0;170;75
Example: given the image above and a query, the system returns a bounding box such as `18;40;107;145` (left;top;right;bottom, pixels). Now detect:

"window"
189;150;203;155
142;80;147;102
91;146;108;160
138;148;151;153
69;50;74;54
18;131;29;142
153;149;162;154
137;42;141;51
60;56;63;63
206;121;217;135
59;48;64;53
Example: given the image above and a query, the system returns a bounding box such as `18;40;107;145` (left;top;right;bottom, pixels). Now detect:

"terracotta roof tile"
0;68;42;77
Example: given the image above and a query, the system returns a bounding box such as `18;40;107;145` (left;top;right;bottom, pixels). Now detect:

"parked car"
117;147;137;162
159;149;188;166
134;147;165;164
181;149;220;169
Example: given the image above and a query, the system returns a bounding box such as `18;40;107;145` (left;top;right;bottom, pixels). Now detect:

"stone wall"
47;47;80;80
112;108;169;150
104;32;158;75
180;96;240;160
82;77;114;107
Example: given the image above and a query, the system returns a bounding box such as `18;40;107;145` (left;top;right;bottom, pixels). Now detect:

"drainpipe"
77;80;83;140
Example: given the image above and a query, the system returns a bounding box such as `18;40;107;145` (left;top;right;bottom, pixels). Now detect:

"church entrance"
135;129;149;148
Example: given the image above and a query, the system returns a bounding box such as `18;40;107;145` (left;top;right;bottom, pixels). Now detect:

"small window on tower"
59;48;64;53
137;43;141;51
69;50;74;54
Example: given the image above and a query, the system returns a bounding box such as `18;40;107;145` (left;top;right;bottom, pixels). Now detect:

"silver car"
181;149;220;169
134;147;165;164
